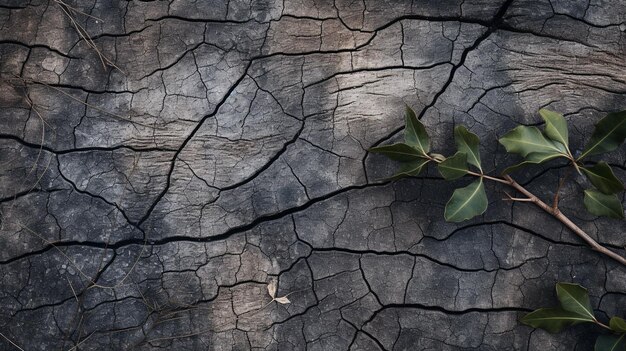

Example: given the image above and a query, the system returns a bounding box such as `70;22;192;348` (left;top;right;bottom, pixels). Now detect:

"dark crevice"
0;40;79;59
0;133;177;154
1;182;389;265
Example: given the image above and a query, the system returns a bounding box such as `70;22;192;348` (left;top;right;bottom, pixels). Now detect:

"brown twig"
502;174;626;266
503;191;533;202
427;153;625;265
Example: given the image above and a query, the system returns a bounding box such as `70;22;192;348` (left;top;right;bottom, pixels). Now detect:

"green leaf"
582;162;625;195
387;158;430;180
579;110;626;160
555;282;595;320
595;334;626;351
444;179;487;222
369;143;423;162
584;189;625;219
499;126;567;157
502;151;564;174
520;307;595;333
610;317;626;333
540;109;569;151
404;106;430;155
438;152;468;180
454;125;482;171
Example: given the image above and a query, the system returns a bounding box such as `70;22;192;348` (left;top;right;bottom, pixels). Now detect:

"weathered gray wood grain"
0;0;625;349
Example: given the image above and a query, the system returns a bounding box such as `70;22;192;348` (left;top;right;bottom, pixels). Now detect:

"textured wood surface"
1;0;625;349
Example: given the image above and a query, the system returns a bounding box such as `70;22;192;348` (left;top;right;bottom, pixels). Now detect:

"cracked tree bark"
0;0;625;350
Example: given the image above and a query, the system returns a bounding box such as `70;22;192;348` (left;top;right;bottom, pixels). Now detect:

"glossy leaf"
579;110;626;160
444;179;487;222
502;151;564;174
584;189;625;219
404;106;430;155
438;152;468;180
369;143;423;162
610;317;626;333
499;126;567;158
454;125;482;171
556;283;595;320
582;162;625;195
595;334;626;351
387;158;430;180
521;307;595;333
540;109;569;150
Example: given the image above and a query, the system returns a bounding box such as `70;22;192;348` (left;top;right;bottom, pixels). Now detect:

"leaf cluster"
499;109;625;219
370;106;488;222
370;106;625;347
521;283;626;351
370;107;626;221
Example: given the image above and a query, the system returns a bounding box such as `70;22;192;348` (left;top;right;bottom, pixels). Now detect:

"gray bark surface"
0;0;625;350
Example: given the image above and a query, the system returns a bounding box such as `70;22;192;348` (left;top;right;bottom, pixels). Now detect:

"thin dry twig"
54;0;123;72
67;276;79;302
26;78;158;129
66;331;96;351
0;332;25;351
22;96;54;193
13;220;148;290
0;74;148;294
55;0;104;22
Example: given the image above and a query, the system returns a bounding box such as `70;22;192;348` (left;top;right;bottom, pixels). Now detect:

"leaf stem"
427;154;511;184
466;170;511;184
567;154;582;175
595;320;612;331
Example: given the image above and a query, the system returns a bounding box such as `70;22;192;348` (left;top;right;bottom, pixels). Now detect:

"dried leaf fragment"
267;281;277;299
274;296;291;304
266;280;291;305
